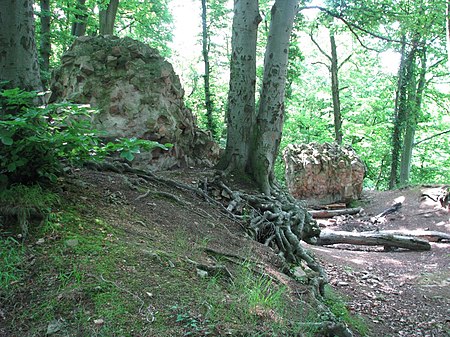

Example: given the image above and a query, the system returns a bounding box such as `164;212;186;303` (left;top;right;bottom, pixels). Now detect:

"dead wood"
375;230;450;242
316;230;431;251
372;202;402;223
309;207;362;219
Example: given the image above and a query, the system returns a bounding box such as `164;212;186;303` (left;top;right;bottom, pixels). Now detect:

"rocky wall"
283;142;365;205
50;35;218;170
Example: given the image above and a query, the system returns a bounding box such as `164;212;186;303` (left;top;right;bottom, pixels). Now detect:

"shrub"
0;88;169;184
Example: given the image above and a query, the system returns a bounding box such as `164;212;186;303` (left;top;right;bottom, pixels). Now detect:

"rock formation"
283;142;365;205
50;35;218;170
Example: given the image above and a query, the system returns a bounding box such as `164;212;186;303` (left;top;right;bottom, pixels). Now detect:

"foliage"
0;88;169;185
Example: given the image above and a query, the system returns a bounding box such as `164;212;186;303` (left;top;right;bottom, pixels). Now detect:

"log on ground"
316;230;431;251
308;207;362;219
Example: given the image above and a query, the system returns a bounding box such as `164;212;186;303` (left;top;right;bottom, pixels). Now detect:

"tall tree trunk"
201;0;215;138
251;0;300;194
330;31;343;145
399;46;427;185
218;0;261;173
446;1;450;69
99;0;120;35
71;0;87;36
40;0;51;78
0;0;42;91
389;36;407;189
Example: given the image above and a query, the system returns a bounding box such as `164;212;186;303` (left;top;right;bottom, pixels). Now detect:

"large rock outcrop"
283;143;365;205
50;35;218;169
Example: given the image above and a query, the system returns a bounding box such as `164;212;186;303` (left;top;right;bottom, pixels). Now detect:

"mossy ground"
0;169;366;336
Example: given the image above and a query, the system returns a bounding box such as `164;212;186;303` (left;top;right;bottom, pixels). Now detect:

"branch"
311;61;330;71
299;5;406;45
338;53;352;70
309;31;332;62
414;129;450;146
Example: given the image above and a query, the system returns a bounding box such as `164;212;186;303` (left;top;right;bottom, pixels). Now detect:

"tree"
40;0;52;76
0;0;42;91
309;23;351;145
99;0;120;35
71;0;88;36
201;0;216;138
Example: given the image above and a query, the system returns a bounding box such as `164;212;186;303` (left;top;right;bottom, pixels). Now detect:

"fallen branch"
316;230;431;251
375;230;450;243
309;207;362;219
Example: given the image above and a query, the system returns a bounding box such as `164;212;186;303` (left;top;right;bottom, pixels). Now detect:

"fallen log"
375;230;450;242
316;230;431;251
309;207;362;219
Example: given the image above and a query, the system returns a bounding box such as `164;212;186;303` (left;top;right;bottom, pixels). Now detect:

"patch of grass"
0;184;59;236
0;237;24;291
324;285;369;336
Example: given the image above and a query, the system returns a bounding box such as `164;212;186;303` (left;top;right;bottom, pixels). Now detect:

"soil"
309;186;450;336
1;167;449;336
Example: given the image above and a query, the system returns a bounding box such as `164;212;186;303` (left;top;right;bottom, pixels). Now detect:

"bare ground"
310;186;450;336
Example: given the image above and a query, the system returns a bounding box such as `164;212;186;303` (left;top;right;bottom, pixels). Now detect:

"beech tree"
221;0;300;194
0;0;42;91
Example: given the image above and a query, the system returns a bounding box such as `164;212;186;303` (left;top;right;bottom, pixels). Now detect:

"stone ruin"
50;35;219;170
283;142;365;206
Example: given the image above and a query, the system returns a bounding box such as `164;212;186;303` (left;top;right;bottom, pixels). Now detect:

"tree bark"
72;0;87;36
316;230;431;251
218;0;260;174
39;0;51;76
399;45;427;185
99;0;120;35
201;0;215;138
0;0;42;91
330;31;343;145
446;0;450;69
251;0;300;194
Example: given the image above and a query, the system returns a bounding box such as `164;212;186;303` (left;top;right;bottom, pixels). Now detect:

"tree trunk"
330;31;343;145
201;0;215;138
316;230;431;251
40;0;51;77
218;0;261;174
251;0;300;194
399;46;427;185
99;0;120;35
0;0;42;91
447;1;450;69
71;0;87;36
389;36;407;189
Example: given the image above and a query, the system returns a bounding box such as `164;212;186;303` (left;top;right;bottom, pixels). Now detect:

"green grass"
0;237;24;291
324;285;370;336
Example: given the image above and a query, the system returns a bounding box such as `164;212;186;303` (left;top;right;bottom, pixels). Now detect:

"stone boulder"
283;142;365;205
50;35;219;169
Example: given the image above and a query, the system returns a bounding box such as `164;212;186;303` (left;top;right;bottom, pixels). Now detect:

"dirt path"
309;187;450;336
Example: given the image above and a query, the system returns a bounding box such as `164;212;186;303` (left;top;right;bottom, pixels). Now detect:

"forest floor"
309;185;450;337
0;167;449;336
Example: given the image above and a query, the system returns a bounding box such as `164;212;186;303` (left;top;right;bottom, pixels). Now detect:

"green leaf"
1;136;13;145
120;151;135;161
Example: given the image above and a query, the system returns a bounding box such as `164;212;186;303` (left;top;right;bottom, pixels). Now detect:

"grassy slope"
0;169;367;337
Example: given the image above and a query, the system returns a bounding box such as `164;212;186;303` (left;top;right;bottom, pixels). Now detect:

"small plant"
0;184;59;237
